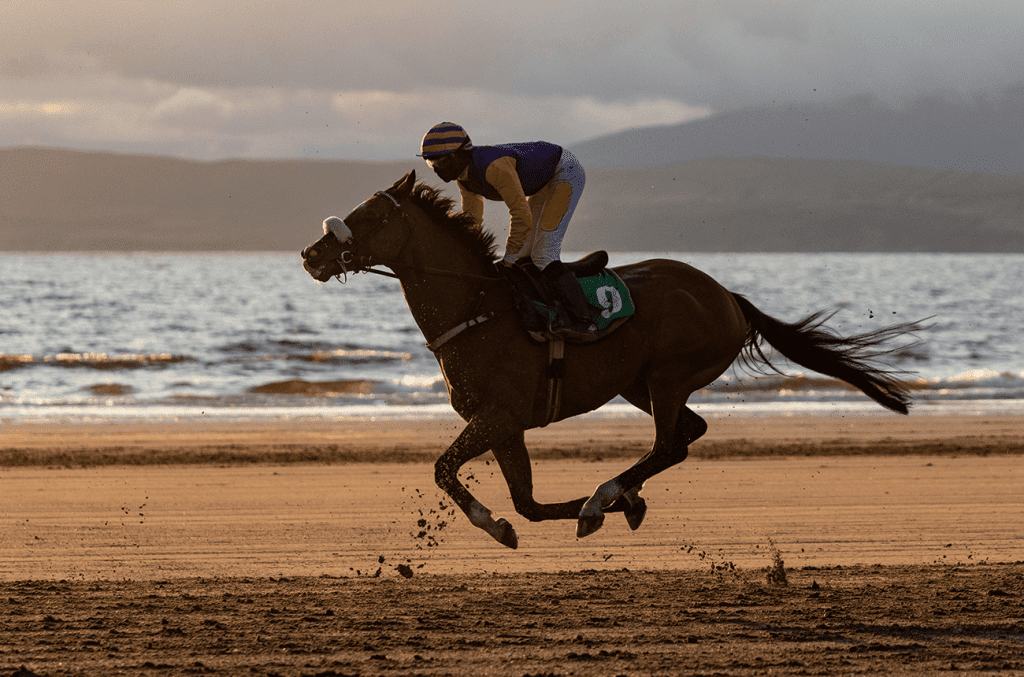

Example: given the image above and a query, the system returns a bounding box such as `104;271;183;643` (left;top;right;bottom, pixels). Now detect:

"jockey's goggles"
425;153;458;170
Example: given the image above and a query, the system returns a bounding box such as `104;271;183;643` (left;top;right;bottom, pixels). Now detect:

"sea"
2;252;1022;423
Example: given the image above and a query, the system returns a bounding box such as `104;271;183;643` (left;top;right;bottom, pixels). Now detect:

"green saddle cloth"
579;269;635;330
515;266;636;342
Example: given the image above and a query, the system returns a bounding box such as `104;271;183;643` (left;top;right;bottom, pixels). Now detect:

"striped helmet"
419;121;473;158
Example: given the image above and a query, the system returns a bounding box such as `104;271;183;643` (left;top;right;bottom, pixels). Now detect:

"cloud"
0;68;713;160
1;0;1022;160
152;88;233;119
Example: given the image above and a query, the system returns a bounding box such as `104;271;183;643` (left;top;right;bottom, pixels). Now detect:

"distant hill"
570;87;1024;174
564;157;1024;252
2;148;1022;252
0;148;416;251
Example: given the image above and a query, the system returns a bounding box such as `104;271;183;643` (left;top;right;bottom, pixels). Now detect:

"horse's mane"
408;183;500;264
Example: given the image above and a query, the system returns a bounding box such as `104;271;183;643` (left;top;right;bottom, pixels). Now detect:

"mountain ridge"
569;87;1024;175
2;147;1021;252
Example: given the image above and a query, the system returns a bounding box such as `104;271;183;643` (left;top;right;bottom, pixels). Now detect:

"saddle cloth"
504;253;636;343
579;269;635;326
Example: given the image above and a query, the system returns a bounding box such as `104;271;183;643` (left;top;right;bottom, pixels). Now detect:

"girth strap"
425;311;498;353
543;339;566;427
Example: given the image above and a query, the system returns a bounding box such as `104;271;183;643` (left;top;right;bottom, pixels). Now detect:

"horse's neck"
393;226;494;344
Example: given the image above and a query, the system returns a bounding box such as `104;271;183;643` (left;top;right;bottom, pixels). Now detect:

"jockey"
419;121;596;336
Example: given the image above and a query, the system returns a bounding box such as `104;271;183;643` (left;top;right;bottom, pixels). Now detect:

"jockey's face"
426;151;467;183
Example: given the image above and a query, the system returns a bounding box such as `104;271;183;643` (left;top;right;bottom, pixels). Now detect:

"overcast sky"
2;0;1021;161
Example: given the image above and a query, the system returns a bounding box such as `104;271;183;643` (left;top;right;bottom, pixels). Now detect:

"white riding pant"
515;149;586;270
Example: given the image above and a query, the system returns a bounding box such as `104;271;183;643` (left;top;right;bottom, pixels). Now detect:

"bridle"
325;190;498;285
323;190;404;283
317;187;504;352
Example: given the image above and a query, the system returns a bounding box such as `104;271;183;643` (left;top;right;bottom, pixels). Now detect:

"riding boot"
541;261;597;336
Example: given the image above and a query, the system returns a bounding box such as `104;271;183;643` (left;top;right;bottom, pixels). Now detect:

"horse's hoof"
576;513;605;538
495;518;519;549
624;497;647;531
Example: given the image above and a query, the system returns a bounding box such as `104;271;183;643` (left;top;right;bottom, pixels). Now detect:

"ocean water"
1;252;1022;422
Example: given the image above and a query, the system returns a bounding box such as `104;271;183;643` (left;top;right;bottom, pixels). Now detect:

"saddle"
501;251;635;343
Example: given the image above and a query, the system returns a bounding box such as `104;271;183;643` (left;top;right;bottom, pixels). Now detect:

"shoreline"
2;411;1022;466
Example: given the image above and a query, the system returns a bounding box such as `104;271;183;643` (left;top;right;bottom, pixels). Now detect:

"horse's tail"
731;293;923;414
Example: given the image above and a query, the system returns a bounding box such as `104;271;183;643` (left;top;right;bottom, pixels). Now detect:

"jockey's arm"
459;183;485;230
484;156;533;261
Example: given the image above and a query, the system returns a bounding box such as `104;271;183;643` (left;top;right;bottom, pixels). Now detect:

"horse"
301;170;922;549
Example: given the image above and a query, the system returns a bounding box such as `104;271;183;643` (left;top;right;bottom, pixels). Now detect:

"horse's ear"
391;170;416;197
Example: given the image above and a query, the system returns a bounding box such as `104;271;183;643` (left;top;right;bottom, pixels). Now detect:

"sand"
2;411;1023;580
2;412;1023;675
4;410;1023;465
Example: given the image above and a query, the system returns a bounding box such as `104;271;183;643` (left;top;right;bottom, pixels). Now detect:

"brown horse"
301;171;921;548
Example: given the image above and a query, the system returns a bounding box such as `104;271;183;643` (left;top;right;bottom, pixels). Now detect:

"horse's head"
301;171;416;282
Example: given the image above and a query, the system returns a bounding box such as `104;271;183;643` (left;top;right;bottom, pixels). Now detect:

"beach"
3;411;1023;579
2;411;1023;675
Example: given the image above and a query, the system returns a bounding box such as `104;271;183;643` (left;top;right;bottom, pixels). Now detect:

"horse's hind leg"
617;379;655;529
578;402;707;538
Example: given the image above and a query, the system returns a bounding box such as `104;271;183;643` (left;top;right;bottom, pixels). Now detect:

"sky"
2;0;1022;162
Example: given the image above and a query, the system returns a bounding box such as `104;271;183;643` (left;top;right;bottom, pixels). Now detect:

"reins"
319;180;569;419
330;190;499;285
345;255;499;283
329;188;505;352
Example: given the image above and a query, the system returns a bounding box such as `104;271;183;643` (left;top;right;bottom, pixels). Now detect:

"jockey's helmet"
419;122;473;158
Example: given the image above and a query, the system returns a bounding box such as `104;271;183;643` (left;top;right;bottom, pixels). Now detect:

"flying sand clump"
404;487;457;550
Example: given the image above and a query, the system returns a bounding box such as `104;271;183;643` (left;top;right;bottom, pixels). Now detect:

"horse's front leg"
492;433;584;522
492;432;634;523
434;407;521;549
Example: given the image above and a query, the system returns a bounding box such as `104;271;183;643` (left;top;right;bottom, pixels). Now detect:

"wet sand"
4;410;1023;465
2;412;1023;675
